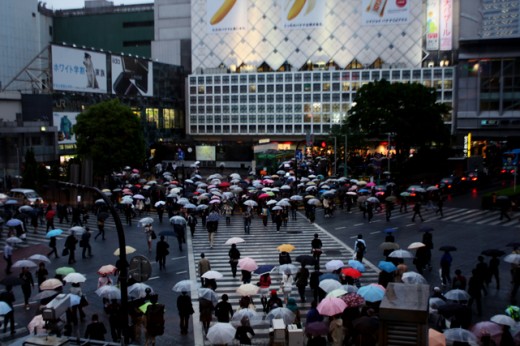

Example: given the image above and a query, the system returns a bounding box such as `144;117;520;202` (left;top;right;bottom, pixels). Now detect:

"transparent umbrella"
206;323;236;345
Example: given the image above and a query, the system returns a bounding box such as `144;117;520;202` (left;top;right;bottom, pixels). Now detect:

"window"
240;85;247;93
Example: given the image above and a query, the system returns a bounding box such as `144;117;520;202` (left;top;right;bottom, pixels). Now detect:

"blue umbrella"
253;264;276;276
378;261;397;273
383;228;397;234
5;200;19;205
6;219;22;227
357;284;385;302
319;273;340;282
46;229;63;238
348;260;366;273
358;189;369;193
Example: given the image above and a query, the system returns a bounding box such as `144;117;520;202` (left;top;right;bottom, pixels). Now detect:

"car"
8;188;44;205
461;169;490;188
437;176;463;194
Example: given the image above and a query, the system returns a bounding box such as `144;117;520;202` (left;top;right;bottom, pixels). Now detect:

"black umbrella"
481;249;506;257
437;303;468;318
419;226;434;233
0;275;23;286
439;245;457;252
295;255;317;267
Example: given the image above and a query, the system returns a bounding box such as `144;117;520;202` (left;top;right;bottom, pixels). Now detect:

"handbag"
62;248;69;256
151;230;157;240
80;295;89;307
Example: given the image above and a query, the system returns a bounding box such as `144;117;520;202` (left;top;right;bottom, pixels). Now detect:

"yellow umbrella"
113;246;137;256
277;244;296;252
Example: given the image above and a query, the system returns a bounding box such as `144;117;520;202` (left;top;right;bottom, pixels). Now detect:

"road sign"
128;255;152;282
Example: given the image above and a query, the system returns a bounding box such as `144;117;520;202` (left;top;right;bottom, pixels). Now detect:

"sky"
43;0;153;10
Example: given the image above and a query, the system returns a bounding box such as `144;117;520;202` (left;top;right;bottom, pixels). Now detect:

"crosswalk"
189;214;379;345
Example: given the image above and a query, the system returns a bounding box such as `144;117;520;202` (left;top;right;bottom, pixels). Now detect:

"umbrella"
504;254;520;264
490;314;517;327
407;242;426;250
340;292;365;308
388;249;414;259
236;283;260;296
170;216;187;225
231;308;262;326
70;226;86;236
357;284;386;302
401;271;428;284
379;242;400;250
97;264;117;275
267;307;296;325
6;219;22;227
327;288;349;298
471;321;503;345
139;217;154;226
319;279;342;293
428;328;446;346
439;245;457;252
444;289;471;301
317;297;347;316
19;206;34;213
172;280;192;293
206;322;236;345
28;254;50;264
272;206;283;211
225;237;245;245
277;244;295;252
319;273;340;282
0;302;12;315
243;200;258;207
33;290;59;300
481;249;506;257
295;255;317;267
347;260;365;272
367;197;379;203
253;264;276;276
290;195;303;201
128;283;154;299
198;288;218;305
0;276;23;286
305;321;329;336
95;285;121;300
278;264;298;274
55;267;75;276
133;194;145;200
325;260;345;271
307;198;321;206
45;229;63;238
443;328;478;345
154;201;166;208
238;257;258;272
40;278;63;290
27;315;46;335
12;259;37;269
341;284;359;294
341;268;362;279
63;273;86;283
429;297;447;310
201;270;223;280
378;261;397;273
6;236;22;244
113;246;137;256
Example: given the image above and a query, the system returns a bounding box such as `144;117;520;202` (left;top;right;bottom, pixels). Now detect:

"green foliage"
74;99;146;177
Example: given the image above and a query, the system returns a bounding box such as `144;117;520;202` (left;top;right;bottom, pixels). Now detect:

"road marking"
370;231;379;234
171;256;186;260
176;270;187;275
335;226;346;230
354;223;364;226
148;276;160;281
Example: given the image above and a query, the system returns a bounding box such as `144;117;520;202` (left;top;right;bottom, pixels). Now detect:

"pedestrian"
475;255;489;296
98;273;112;308
385;200;394;221
145;294;165;346
274;210;283;232
3;241;13;274
436;196;444;217
69;282;86;322
354;234;367;262
452;269;467;290
411;201;424;222
81;227;92;259
174;223;185;251
235;316;255;345
279;251;292;265
281;270;293;304
241;269;252;284
243;207;252;234
309;268;324;303
177;291;194;335
206;210;219;248
295;266;309;303
198;253;211;285
260;206;268;227
366;202;374;223
187;213;197;237
0;285;15;335
414;246;429;274
258;273;271;313
224;203;232;226
47;235;59;259
199;297;214;334
311;233;323;269
214;294;234;322
84;314;107;341
64;232;78;264
156;235;170;270
156;204;164;224
35;261;48;290
228;244;240;278
124;204;133;226
144;223;154;253
329;314;345;346
499;199;512;221
489;254;501;290
510;266;520;305
266;290;283;312
468;269;483;316
440;250;452;286
106;299;122;342
45;205;55;232
19;267;34;310
95;218;105;240
305;300;323;324
290;200;298;220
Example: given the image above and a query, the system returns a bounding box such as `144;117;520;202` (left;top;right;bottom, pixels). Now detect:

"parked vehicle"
8;188;44;205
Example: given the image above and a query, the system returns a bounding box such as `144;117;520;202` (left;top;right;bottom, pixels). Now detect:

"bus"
501;149;520;175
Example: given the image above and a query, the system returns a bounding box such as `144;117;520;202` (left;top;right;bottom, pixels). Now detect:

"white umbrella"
266;307;296;325
407;242;425;250
133;194;145;200
401;271;428;285
325;260;345;271
278;264;298;274
70;226;86;236
198;288;218;305
236;283;260;296
154;201;166;207
504;254;520;264
444;289;471;301
388;249;414;259
6;236;22;244
170;216;187;225
29;254;51;264
172;280;192;293
319;279;342;293
12;260;37;268
490;314;517;327
95;285;121;300
201;270;223;280
206;323;236;345
231;308;262;326
139;217;154;226
290;195;303;201
63;273;87;283
266;200;278;206
128;283;154;299
225;237;245;245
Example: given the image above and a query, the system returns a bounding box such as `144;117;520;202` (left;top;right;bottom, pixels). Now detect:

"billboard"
281;0;327;30
111;55;154;97
439;0;453;51
196;145;216;161
53;112;80;145
361;0;410;26
426;0;440;50
51;45;107;93
206;0;247;33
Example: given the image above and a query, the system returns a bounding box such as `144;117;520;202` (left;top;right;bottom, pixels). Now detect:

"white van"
9;188;44;205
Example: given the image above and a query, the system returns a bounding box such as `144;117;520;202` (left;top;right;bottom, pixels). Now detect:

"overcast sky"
43;0;153;10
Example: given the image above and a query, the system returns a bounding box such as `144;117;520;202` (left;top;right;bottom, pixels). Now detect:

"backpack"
356;241;366;253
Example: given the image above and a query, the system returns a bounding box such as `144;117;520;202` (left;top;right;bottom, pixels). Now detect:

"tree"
346;80;451;159
74;99;146;178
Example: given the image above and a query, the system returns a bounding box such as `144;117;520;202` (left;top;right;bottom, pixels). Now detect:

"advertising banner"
281;0;327;30
426;0;440;50
207;0;248;33
53;112;80;145
111;55;154;97
439;0;453;51
196;146;216;161
52;45;107;93
361;0;410;26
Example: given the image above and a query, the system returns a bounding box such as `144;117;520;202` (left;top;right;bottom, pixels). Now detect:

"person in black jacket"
47;235;59;259
214;294;234;322
279;251;292;265
19;267;34;310
0;285;15;334
84;314;107;341
228;244;241;278
64;233;77;264
156;235;170;270
177;291;194;335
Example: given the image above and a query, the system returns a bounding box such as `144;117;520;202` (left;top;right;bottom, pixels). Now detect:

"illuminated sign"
426;0;440;50
439;0;452;51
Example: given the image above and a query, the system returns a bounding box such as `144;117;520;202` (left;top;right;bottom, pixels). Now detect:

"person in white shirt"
3;242;13;274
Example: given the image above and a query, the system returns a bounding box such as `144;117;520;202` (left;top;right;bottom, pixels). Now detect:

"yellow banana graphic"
305;0;316;15
210;0;237;25
287;0;306;20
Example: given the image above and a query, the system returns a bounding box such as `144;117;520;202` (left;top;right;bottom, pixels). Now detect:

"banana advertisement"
281;0;326;30
206;0;248;33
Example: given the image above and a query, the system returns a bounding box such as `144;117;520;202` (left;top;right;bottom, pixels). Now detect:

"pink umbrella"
471;321;503;345
317;297;347;316
340;292;365;308
366;182;376;187
238;257;258;272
